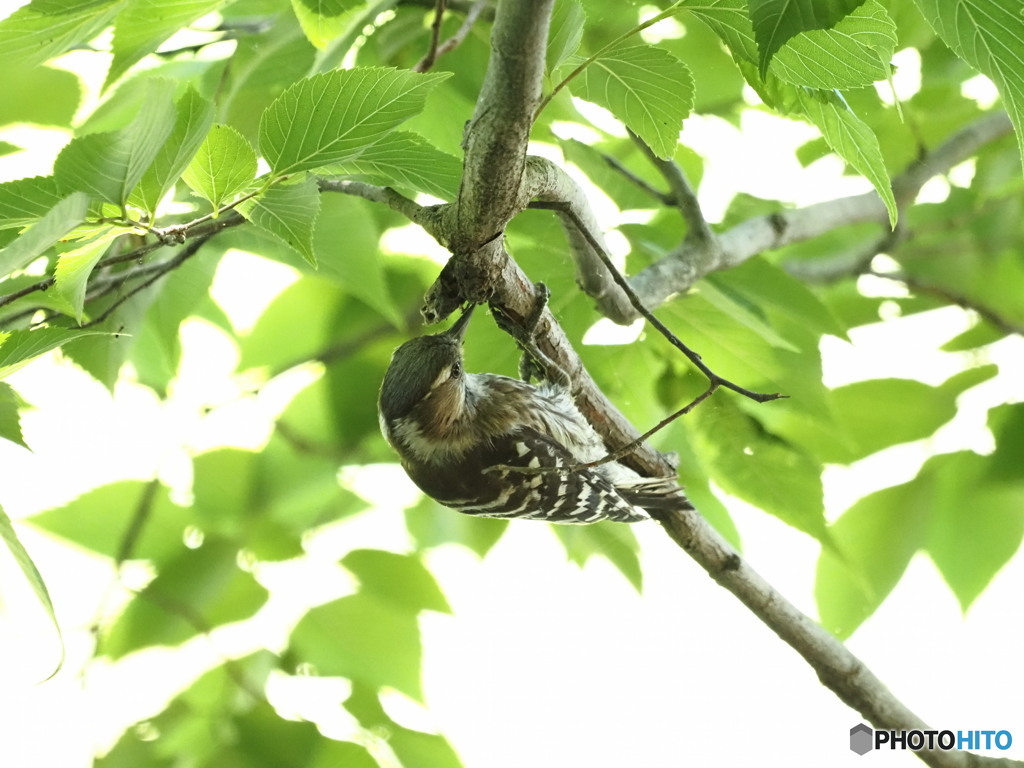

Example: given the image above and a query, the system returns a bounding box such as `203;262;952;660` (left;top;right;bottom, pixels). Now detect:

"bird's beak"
445;305;474;342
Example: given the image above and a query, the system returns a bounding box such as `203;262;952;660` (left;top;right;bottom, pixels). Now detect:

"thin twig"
529;200;784;404
433;0;488;59
414;0;447;72
79;235;211;329
600;152;674;205
491;382;719;476
629;129;718;251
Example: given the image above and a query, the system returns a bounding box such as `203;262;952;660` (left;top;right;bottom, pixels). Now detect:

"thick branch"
446;0;555;253
624;112;1013;317
355;5;1017;765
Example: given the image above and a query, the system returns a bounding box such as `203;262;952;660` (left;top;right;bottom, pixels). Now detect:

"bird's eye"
451;362;462;378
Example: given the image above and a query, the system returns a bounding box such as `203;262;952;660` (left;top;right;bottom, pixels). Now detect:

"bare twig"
601;152;674;205
433;0;488;59
413;0;447;73
630;129;718;252
529;199;783;404
627;111;1014;315
317;179;445;238
79;235;211;329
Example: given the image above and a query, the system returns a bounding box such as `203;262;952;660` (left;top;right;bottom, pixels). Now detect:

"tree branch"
385;4;1021;766
625;111;1014;318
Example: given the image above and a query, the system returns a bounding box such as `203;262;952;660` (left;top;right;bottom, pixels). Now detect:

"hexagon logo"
850;723;873;755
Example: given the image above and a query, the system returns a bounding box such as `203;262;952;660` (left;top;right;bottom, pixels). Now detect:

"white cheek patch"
430;366;452;390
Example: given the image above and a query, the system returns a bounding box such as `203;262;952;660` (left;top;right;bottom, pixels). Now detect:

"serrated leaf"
749;0;869;76
54;79;177;205
0;382;27;448
239;175;321;265
130;87;215;215
547;0;585;76
0;503;63;678
106;0;233;88
322;131;461;200
0;0;123;69
258;67;450;175
795;88;897;227
54;227;121;322
182;123;258;211
341;549;452;614
914;0;1024;174
0;327;108;379
575;44;693;159
772;0;896;89
0;192;90;277
0;176;64;230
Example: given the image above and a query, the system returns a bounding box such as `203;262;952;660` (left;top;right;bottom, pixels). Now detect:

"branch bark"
624;111;1013;317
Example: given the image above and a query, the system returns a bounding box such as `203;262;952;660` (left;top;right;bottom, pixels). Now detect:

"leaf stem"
535;2;684;117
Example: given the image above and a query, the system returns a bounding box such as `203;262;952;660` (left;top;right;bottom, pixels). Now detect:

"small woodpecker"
377;306;691;523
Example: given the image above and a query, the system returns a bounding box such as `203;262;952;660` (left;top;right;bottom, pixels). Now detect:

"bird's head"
378;306;474;439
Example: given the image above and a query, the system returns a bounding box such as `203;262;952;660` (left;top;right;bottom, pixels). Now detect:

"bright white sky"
1;13;1023;768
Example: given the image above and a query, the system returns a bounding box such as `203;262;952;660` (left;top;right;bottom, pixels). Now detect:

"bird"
377;305;691;523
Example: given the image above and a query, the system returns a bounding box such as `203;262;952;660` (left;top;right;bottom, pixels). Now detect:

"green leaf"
926;454;1024;611
28;480;191;564
258;67;451;175
0;327;108;379
914;0;1024;174
0;503;63;678
291;0;362;50
106;0;233;88
314;194;401;326
771;0;897;89
547;0;585;76
748;0;869;76
816;478;929;638
53;227;121;322
405;496;509;557
290;593;423;700
795;88;897;227
0;62;80;128
552;523;643;591
0;0;123;69
182;123;258;211
341;549;452;614
130;86;215;215
0;382;27;448
344;685;462;768
103;538;269;658
322;131;461;200
54;79;177;205
0;192;90;277
575;44;694;159
239;175;321;266
0;176;65;231
692;397;826;540
128;250;220;394
295;0;362;17
827;366;996;462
